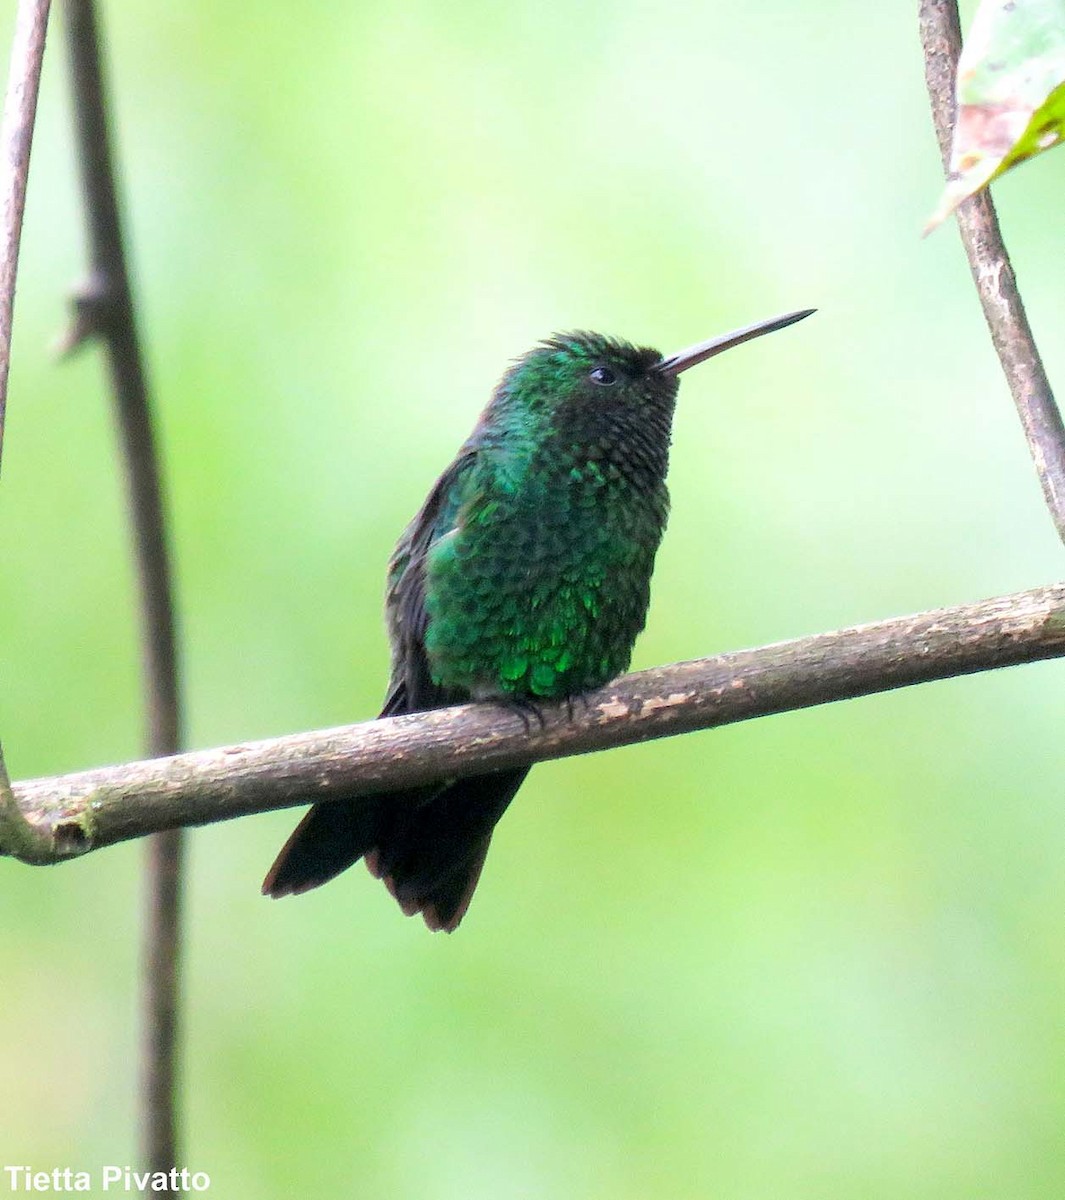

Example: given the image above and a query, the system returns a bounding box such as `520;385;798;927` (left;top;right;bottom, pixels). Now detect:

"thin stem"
0;0;60;874
0;0;51;467
8;581;1065;855
919;0;1065;548
62;0;183;1186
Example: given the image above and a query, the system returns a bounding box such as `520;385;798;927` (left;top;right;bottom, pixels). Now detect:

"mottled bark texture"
7;582;1065;861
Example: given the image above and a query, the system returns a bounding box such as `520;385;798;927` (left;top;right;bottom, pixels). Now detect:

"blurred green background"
2;2;1065;1197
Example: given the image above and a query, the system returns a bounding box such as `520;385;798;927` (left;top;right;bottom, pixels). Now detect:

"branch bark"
6;581;1065;856
61;0;183;1187
920;0;1065;548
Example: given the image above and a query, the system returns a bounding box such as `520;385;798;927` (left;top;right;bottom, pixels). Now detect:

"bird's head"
489;309;814;438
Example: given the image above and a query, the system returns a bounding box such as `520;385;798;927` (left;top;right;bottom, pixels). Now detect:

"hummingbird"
263;308;814;930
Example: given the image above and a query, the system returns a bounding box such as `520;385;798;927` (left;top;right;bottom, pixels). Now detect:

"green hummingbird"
263;308;813;930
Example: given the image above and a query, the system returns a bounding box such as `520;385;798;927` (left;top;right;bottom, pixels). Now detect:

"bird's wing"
382;448;480;716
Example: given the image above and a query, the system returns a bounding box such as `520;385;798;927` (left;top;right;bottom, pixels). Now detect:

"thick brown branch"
0;0;51;466
6;582;1065;855
920;0;1065;548
62;0;183;1186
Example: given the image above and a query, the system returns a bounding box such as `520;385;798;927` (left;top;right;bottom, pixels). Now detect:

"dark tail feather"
262;766;530;931
262;792;385;898
370;767;530;931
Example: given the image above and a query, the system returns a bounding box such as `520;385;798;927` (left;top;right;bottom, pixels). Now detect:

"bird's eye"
589;366;617;386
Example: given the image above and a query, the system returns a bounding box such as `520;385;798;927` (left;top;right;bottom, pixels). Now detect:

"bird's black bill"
656;308;815;377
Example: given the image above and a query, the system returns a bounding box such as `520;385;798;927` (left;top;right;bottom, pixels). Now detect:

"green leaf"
926;0;1065;233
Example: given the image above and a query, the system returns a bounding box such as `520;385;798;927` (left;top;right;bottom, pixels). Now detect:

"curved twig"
920;0;1065;548
7;581;1065;856
0;0;52;854
61;0;183;1186
0;743;55;861
0;0;51;465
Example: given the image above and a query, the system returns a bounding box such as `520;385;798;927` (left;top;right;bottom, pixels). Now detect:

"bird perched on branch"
263;308;814;930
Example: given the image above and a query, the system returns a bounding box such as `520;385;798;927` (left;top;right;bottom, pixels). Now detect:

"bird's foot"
503;694;548;735
563;691;595;723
